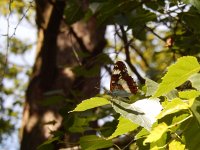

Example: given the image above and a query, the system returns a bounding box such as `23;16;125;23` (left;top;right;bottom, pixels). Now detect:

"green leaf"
171;113;191;130
73;65;100;77
181;8;200;34
111;98;162;131
165;89;179;100
150;132;167;150
64;0;84;24
37;137;59;150
179;90;200;106
191;98;200;125
69;116;88;133
100;120;118;137
169;140;185;150
144;123;168;144
96;0;122;25
79;135;113;150
153;56;200;97
179;90;200;99
183;119;200;150
135;128;149;140
96;0;140;25
129;7;157;40
70;97;110;112
108;116;139;139
41;95;65;106
129;9;156;26
157;98;189;119
189;73;200;90
145;78;158;96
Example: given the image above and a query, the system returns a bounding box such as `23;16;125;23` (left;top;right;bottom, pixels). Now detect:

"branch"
69;27;89;54
129;42;149;68
145;25;165;41
119;26;145;84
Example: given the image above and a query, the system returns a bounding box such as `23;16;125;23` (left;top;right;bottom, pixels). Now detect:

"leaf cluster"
62;56;200;150
37;0;200;149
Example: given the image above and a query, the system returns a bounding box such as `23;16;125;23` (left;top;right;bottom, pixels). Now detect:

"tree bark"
20;0;106;149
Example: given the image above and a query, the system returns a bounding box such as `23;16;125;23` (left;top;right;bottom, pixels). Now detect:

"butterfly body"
110;61;138;97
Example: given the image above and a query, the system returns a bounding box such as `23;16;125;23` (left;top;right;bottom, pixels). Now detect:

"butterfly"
110;61;138;97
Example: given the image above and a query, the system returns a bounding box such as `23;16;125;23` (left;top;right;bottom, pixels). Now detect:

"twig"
119;25;145;84
0;0;13;85
129;42;149;68
0;1;34;85
145;25;165;41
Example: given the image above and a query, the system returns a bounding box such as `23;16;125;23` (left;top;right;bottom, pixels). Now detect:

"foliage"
69;56;200;149
55;1;200;149
2;0;200;149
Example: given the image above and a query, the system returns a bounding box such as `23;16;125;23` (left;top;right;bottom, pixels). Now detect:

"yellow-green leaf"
189;73;200;90
107;116;139;139
153;56;200;97
169;140;185;150
70;97;110;112
144;122;168;144
179;90;200;99
157;98;189;119
179;90;200;106
145;78;158;96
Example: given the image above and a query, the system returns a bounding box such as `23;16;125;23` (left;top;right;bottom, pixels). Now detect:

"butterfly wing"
110;61;138;97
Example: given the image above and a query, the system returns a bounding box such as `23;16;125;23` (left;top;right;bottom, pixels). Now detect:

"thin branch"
129;42;149;68
68;26;89;54
0;0;13;85
145;25;165;41
10;1;34;39
119;25;145;84
0;1;34;85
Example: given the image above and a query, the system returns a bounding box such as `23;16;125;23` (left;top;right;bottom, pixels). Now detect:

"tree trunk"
20;0;106;149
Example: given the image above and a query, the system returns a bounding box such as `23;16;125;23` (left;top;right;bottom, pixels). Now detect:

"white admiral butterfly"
110;61;138;97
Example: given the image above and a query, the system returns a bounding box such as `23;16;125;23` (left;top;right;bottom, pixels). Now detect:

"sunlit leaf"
135;128;149;140
169;140;185;150
111;98;162;131
165;89;178;100
144;123;168;144
171;113;191;130
70;97;110;112
150;132;167;150
153;56;200;97
145;78;158;96
108;116;139;139
179;90;200;99
157;98;189;119
189;73;200;90
179;90;200;106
